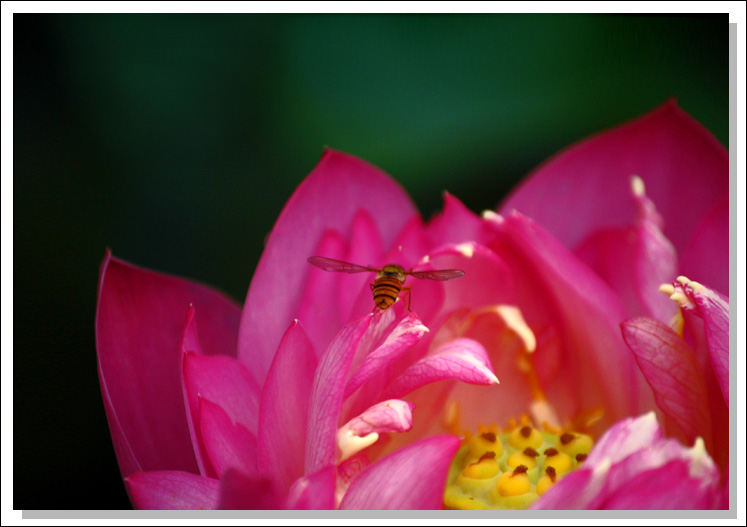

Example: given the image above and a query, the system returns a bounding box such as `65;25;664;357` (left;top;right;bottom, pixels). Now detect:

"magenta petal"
682;280;729;406
384;338;498;399
285;466;337;510
499;100;728;256
529;467;597;510
484;212;650;428
621;318;712;448
305;314;373;475
258;320;317;493
680;196;729;297
340;435;460;509
217;469;283;510
344;312;429;399
585;412;663;466
343;399;415;437
576;220;677;321
199;397;258;478
182;352;261;452
238;149;417;386
296;228;348;358
96;251;241;477
424;242;517;313
599;459;720;509
125;471;220;510
428;192;490;246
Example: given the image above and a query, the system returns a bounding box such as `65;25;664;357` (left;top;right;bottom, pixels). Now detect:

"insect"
307;256;465;311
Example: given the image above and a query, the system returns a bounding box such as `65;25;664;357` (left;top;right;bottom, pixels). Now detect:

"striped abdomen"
372;275;403;310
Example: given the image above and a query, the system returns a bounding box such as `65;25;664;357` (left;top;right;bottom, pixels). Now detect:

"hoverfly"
307;256;465;311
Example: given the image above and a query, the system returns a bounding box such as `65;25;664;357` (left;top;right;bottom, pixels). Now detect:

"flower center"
443;419;594;510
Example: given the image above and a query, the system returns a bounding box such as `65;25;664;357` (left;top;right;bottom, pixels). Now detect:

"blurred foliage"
14;13;728;509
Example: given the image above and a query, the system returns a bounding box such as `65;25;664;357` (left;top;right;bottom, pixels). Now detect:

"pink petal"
335;453;371;505
421;242;518;315
344;312;429;400
529;467;597;510
336;209;385;321
125;470;220;510
305;314;373;475
285;466;337;510
383;214;433;267
342;399;415;437
680;196;729;297
238;149;417;386
484;212;652;430
621;318;713;449
680;279;729;406
199;397;258;478
182;352;261;443
575;185;678;321
499;100;728;257
427;192;490;246
384;338;498;399
258;320;317;493
598;459;720;509
296;228;348;358
585;412;663;466
217;469;283;510
340;435;460;509
96;251;241;477
178;308;214;477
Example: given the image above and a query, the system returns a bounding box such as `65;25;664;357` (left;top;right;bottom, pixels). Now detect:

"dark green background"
14;14;728;509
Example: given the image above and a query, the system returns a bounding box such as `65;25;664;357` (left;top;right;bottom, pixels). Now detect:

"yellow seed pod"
462;454;500;480
508;426;543;450
467;431;503;459
556;432;594;460
536;474;554;496
507;447;539;470
543;448;573;475
495;466;531;497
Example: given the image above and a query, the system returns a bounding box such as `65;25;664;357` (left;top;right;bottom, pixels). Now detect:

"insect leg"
401;286;412;312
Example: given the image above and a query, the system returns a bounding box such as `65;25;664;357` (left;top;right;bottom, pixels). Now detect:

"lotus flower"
96;100;728;510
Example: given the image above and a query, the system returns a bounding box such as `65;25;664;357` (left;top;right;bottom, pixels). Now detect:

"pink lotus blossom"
96;100;728;510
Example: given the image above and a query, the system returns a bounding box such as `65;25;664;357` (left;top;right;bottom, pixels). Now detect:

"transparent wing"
408;269;465;281
307;256;377;274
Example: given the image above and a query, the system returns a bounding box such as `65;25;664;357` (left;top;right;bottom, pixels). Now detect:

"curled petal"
499;100;728;257
125;471;220;510
340;435;460;509
343;399;415;437
238;148;417;386
337;400;415;462
344;312;429;399
96;251;240;477
621;318;712;449
384;338;498;399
